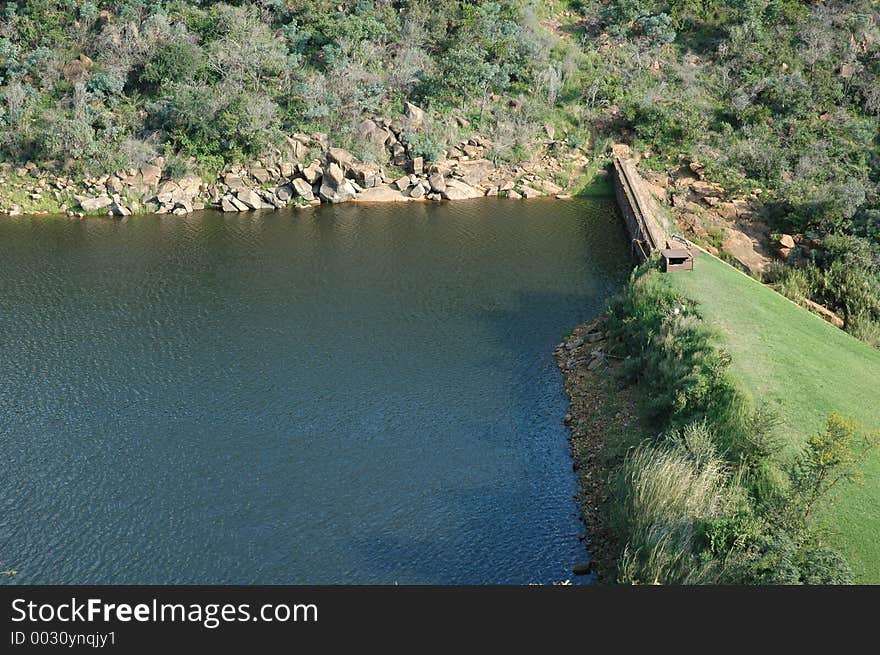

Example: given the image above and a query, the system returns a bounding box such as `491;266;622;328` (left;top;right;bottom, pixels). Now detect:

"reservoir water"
0;198;629;584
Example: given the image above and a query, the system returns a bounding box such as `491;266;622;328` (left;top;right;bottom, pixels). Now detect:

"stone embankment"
611;149;669;260
0;102;582;219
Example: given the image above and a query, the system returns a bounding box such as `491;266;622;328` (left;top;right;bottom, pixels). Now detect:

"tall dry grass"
614;438;737;584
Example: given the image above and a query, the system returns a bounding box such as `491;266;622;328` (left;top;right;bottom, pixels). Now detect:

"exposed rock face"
442;179;484;200
721;226;771;274
6;109;590;220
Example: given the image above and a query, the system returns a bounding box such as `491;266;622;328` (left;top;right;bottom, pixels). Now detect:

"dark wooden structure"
661;247;694;272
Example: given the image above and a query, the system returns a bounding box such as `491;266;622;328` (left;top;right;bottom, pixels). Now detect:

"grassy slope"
671;252;880;583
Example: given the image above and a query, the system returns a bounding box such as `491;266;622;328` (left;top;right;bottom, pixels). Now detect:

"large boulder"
442;179;483;200
301;162;323;185
62;59;89;83
138;163;162;188
178;175;202;197
221;196;241;212
262;190;286;209
325;162;346;187
519;186;544;199
319;179;357;204
353;185;411;203
291;177;315;201
455;159;495;186
538;179;563;195
778;234;796;249
249;166;271;184
109;199;131;216
358;119;393;152
327;147;355;170
223;173;246;192
350;162;382;189
690;180;723;198
403;102;425;128
237;189;271;210
275;184;294;202
428;173;446;193
285;136;308;161
230;196;249;212
78;195;113;212
170;188;195;210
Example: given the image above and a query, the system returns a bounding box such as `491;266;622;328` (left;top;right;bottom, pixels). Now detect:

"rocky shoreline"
0;103;587;220
554;317;641;583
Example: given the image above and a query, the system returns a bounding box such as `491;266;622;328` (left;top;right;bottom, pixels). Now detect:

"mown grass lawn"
670;252;880;583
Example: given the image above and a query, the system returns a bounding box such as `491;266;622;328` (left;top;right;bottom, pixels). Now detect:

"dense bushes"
766;234;880;346
0;1;567;173
606;263;740;433
602;264;876;584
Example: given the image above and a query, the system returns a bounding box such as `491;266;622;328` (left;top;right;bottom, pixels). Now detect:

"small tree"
789;413;878;523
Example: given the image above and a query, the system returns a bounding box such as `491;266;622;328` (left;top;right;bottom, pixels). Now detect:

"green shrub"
606;264;740;431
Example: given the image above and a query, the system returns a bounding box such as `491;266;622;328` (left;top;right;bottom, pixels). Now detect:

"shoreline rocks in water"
0;106;594;220
554;316;637;583
0;103;586;218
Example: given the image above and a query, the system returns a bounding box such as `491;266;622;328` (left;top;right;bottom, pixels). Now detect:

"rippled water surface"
0;198;629;584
